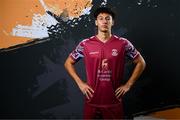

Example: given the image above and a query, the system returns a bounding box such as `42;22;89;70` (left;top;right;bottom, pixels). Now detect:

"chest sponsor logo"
89;51;99;55
98;59;111;81
112;49;118;56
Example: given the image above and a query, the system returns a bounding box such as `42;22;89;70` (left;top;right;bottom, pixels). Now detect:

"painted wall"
0;0;92;49
0;0;179;119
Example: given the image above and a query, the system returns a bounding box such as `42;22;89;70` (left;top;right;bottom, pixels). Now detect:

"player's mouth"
102;25;108;28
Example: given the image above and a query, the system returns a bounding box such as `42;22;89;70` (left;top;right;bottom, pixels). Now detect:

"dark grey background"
0;0;179;118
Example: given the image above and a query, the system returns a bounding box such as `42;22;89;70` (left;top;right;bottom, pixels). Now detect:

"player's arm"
64;56;94;99
126;54;146;88
115;54;146;98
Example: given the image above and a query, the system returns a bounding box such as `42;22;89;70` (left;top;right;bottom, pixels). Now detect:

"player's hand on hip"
115;84;130;98
78;82;94;100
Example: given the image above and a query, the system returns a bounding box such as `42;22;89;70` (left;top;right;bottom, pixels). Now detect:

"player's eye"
105;17;111;20
98;17;103;20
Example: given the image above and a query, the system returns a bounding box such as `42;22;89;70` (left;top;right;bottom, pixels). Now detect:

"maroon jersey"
70;35;139;107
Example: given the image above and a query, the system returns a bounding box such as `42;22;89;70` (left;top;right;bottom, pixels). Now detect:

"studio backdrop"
0;0;179;118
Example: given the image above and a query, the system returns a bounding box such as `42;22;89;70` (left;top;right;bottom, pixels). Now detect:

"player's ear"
112;20;114;26
95;20;97;26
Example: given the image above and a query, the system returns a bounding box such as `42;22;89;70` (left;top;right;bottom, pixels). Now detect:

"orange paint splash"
0;0;92;49
44;0;92;18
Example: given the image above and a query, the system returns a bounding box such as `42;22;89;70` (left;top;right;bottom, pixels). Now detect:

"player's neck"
96;31;112;43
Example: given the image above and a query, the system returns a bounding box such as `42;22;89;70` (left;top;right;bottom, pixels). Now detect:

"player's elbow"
134;54;146;71
142;59;146;71
140;56;146;71
64;59;68;70
64;59;70;70
64;57;75;70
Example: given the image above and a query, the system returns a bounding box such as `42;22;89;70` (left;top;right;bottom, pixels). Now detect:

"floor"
134;107;180;120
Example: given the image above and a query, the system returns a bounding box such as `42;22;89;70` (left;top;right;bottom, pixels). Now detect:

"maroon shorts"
83;103;124;119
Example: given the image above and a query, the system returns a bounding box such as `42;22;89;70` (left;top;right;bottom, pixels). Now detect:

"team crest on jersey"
112;49;118;56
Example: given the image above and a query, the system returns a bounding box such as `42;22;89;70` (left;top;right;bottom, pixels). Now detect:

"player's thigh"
83;103;97;119
102;104;123;119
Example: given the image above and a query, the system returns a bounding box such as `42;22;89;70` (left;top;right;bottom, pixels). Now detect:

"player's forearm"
126;55;146;88
64;61;84;86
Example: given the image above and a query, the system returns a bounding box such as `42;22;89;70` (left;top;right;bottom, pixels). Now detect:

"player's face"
95;13;114;33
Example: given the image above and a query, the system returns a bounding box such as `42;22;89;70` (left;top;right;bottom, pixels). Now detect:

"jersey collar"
94;35;114;44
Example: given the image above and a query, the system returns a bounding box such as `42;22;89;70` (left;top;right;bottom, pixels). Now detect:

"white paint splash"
137;0;143;5
80;6;92;16
101;0;108;6
12;13;59;39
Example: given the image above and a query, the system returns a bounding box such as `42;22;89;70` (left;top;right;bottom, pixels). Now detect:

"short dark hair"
93;7;115;20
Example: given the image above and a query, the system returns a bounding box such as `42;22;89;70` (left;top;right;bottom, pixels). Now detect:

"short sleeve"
125;39;139;60
69;41;84;62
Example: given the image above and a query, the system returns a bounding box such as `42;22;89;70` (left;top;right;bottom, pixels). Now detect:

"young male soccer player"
64;7;146;119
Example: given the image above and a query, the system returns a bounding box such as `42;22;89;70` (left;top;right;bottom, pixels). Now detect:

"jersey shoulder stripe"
80;36;94;45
